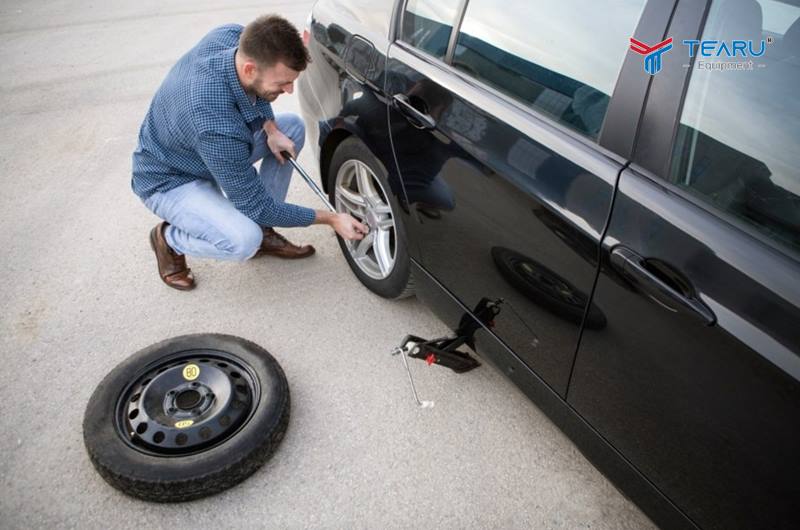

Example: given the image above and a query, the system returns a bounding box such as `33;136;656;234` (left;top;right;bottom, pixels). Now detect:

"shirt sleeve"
196;130;316;228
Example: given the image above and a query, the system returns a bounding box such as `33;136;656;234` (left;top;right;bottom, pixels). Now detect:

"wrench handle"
280;151;336;212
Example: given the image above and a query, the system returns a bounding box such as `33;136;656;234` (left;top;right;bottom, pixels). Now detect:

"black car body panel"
298;1;800;528
384;43;621;397
568;1;800;528
569;166;800;530
409;260;695;530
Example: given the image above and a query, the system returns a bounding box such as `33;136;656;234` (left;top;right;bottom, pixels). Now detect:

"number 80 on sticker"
183;364;200;381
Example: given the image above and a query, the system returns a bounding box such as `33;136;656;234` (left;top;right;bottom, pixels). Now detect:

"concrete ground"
0;1;655;528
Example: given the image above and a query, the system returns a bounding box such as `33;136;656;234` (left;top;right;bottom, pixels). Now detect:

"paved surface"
0;1;655;528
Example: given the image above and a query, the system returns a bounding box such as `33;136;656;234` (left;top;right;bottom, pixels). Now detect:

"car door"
567;0;800;528
385;0;655;396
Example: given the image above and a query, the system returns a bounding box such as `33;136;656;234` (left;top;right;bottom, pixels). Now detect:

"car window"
670;0;800;253
451;0;646;140
400;0;462;60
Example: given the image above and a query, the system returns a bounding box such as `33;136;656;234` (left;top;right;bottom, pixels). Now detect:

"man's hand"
331;212;369;240
314;211;369;240
264;120;294;164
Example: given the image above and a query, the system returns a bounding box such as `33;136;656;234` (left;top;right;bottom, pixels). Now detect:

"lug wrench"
282;151;433;409
281;151;335;212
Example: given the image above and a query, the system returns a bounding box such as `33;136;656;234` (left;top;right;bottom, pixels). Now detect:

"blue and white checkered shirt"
132;24;315;228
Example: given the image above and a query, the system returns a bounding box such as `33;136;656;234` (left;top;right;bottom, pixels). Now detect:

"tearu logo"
629;37;674;75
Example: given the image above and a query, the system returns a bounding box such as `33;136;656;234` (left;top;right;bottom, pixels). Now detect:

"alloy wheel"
334;159;397;280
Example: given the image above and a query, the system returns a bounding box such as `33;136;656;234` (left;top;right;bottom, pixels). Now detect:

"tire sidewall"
83;333;288;485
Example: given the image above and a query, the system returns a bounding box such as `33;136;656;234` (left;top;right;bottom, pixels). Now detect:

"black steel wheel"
83;333;290;502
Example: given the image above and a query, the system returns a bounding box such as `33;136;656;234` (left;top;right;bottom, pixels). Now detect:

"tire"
327;137;414;299
82;333;290;502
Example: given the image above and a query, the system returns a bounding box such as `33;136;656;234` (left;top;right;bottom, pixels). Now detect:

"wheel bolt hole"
153;431;165;444
129;409;139;420
219;415;231;427
216;362;228;369
230;371;241;379
130;393;141;403
199;427;212;440
175;433;188;446
235;384;247;394
136;422;148;435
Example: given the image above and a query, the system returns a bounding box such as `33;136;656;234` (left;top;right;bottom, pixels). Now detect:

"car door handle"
610;246;716;326
392;93;436;130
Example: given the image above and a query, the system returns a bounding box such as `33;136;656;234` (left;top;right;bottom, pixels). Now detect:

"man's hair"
240;15;311;71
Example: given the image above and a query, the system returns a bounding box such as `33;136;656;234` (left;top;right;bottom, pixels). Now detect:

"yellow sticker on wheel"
182;364;200;381
175;420;194;429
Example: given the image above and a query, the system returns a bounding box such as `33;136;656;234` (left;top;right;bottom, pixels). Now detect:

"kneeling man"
132;15;367;290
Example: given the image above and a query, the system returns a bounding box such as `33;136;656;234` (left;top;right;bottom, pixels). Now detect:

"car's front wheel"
327;137;414;299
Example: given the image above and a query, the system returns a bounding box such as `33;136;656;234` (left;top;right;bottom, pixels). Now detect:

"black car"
297;1;800;528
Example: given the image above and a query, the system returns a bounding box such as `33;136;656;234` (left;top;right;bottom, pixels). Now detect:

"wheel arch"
319;122;405;207
320;127;353;193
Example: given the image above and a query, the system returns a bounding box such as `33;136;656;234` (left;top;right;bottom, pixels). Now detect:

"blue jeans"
143;113;305;261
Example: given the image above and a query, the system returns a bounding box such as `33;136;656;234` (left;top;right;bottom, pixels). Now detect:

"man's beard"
258;90;282;102
244;78;282;102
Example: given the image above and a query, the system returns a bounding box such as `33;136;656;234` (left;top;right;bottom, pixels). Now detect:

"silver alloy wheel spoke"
336;186;367;217
373;203;392;215
334;159;397;280
377;218;394;231
374;229;393;276
355;163;379;204
355;231;376;258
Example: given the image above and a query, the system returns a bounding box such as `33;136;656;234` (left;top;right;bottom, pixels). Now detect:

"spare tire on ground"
83;333;290;502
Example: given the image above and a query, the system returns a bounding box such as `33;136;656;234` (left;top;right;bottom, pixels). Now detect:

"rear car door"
385;0;655;396
567;0;800;528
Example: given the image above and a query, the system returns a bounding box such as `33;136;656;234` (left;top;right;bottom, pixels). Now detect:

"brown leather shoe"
149;222;195;291
257;227;315;259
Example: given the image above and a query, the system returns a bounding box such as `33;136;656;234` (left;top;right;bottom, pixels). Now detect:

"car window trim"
392;37;629;168
395;0;469;62
633;0;711;178
628;160;800;264
389;0;403;43
634;0;800;261
599;0;679;159
389;42;628;181
396;0;668;160
630;164;800;266
444;0;469;65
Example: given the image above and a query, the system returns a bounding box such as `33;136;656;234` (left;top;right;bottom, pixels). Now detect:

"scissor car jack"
391;298;503;408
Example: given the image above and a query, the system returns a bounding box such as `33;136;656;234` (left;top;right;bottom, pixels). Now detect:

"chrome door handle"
392;93;436;130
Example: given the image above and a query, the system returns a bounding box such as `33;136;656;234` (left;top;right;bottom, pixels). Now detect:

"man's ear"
242;61;258;80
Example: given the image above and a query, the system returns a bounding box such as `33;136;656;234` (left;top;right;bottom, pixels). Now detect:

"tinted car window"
670;0;800;253
401;0;462;59
451;0;646;139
